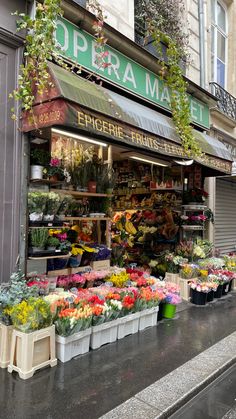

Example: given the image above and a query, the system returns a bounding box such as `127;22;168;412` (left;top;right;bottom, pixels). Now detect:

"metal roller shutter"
215;179;236;254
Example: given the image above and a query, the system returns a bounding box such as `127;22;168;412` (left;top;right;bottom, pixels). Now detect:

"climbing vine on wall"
10;0;67;120
136;0;202;157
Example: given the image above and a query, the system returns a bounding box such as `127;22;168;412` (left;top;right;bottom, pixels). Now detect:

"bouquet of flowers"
55;305;93;336
10;297;52;333
179;263;199;279
164;253;187;273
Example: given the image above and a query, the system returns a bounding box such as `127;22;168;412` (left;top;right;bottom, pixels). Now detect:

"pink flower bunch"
50;158;61;167
164;282;180;294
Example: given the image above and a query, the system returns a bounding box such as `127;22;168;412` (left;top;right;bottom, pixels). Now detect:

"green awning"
46;62;232;162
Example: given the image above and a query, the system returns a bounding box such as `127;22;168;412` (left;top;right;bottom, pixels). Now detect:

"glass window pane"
217;31;226;61
217;59;225;87
211;53;215;81
211;0;216;23
217;2;226;32
211;26;215;53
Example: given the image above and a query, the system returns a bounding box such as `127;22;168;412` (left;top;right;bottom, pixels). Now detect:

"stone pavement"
1;293;236;419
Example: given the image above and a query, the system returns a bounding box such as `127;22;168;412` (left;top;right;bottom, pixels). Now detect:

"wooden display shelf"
182;205;207;210
181;225;204;230
114;191;151;196
30;179;64;185
29;225;65;229
28;254;70;260
150;187;183;192
64;217;111;221
47;266;91;276
50;188;113;198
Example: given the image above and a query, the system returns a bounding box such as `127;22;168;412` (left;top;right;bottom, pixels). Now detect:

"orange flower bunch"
91;305;103;316
105;292;121;301
59;305;93;320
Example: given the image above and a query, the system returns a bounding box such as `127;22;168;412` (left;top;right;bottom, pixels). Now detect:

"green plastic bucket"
162;303;176;319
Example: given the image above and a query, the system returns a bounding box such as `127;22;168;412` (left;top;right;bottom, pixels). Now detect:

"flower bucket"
157;303;164;321
56;328;91;362
88;181;96;193
43;214;54;222
207;290;214;302
191;289;207;305
139;307;159;331
30;165;43;180
162;303;176;319
214;284;223;299
47;258;68;271
222;282;230;296
29;212;43;222
117;312;140;339
69;254;82;268
228;279;233;293
0;323;13;368
90;319;120;349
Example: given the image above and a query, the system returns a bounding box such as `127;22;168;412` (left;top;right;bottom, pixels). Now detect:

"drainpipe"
198;0;206;88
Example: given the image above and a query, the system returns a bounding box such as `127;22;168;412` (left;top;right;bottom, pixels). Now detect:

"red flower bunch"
122;295;136;310
88;295;105;305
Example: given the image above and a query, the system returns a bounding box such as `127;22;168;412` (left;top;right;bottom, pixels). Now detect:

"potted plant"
102;166;117;194
46;236;60;251
30;149;50;180
30;228;48;252
44;192;61;221
183;188;209;205
28;192;47;222
46;158;65;182
55;195;73;220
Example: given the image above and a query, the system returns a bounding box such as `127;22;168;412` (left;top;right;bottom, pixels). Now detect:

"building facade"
0;1;27;282
85;0;236;254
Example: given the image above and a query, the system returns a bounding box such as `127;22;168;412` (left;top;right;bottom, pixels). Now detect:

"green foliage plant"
136;0;202;157
46;236;60;248
10;0;68;120
28;192;48;214
0;271;38;325
30;228;49;249
30;149;50;166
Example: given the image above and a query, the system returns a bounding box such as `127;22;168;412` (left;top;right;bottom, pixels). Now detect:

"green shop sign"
56;17;210;129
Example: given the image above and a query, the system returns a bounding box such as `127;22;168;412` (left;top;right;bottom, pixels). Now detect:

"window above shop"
211;0;227;88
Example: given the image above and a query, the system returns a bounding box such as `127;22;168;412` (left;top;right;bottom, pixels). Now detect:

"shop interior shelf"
29;225;65;229
181;225;204;230
182;205;207;211
30;179;64;185
150;187;183;192
50;189;113;198
28;254;70;260
64;217;111;221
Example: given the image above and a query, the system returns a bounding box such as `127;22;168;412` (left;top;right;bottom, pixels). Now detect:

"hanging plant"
10;0;68;120
87;0;111;74
136;0;202;157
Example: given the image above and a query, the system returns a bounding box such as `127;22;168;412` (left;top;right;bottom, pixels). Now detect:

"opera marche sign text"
55;17;210;129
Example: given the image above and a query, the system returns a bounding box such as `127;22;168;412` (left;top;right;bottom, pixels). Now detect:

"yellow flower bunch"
71;244;84;256
10;298;52;333
199;269;208;277
106;272;130;288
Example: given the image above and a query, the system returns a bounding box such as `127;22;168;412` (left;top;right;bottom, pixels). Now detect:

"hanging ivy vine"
10;0;68;120
10;0;110;120
136;0;202;157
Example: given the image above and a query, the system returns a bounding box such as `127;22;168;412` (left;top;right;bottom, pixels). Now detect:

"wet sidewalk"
170;363;236;419
1;293;236;419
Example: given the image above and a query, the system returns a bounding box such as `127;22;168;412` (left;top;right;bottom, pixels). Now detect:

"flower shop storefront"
22;62;233;274
0;63;235;381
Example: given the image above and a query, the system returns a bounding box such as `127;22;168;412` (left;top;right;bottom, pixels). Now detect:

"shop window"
211;0;227;88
